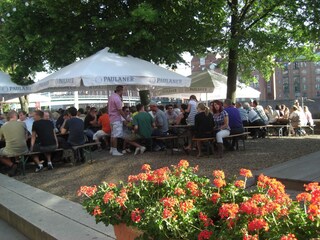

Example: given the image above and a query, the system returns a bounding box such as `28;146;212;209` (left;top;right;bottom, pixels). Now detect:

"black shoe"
8;164;18;177
47;163;54;170
35;165;44;173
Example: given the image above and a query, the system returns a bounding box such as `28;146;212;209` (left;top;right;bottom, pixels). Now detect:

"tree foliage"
0;0;319;102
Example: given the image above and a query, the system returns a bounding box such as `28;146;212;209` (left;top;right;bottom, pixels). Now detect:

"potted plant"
78;160;320;239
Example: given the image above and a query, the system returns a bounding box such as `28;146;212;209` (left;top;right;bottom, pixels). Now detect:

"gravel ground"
13;135;320;203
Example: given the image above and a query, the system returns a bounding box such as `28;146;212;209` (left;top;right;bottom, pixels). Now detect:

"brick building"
191;53;320;102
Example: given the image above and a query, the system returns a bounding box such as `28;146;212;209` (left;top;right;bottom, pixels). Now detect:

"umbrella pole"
74;91;79;109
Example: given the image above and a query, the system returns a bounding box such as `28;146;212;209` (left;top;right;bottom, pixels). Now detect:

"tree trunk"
19;95;29;112
226;0;240;103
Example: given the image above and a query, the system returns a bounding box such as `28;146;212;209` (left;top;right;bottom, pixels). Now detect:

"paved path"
254;150;320;191
255;150;320;181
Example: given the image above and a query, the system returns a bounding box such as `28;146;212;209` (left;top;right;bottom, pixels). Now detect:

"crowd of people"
0;84;315;176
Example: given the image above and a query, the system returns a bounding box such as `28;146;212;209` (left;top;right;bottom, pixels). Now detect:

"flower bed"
78;160;320;239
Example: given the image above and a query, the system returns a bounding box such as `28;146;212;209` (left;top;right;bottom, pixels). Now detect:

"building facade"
191;54;320;102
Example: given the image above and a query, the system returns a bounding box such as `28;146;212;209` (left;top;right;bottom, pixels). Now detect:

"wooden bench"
192;137;216;157
265;124;289;137
10;142;101;175
9;148;64;176
71;142;101;163
299;125;316;135
154;135;179;155
223;132;250;150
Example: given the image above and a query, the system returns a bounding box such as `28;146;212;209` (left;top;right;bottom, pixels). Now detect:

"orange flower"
103;191;115;203
108;183;116;188
186;181;198;192
178;159;189;168
92;206;102;216
248;218;269;232
235;180;245;188
141;164;151;172
213;178;226;188
243;234;259;240
211;192;221;203
240;168;253;178
128;175;139;182
179;199;194;213
137;173;148;181
304;182;319;192
77;185;97;197
307;203;320;221
115;196;127;207
296;192;312;202
213;170;225;179
219;203;239;219
163;208;174;219
174;187;186;196
160;197;179;208
280;233;297;240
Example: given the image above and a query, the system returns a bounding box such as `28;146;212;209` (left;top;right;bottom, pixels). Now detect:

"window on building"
301;77;307;83
317;91;320;97
315;68;320;74
200;57;205;66
294;62;299;69
283;83;289;94
283;63;288;70
316;76;320;82
303;84;307;91
316;84;320;90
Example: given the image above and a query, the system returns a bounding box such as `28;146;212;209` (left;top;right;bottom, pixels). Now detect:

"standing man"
31;110;58;172
0;110;29;176
108;85;127;156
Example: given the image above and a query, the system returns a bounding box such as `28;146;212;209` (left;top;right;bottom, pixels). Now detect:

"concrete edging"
0;174;115;240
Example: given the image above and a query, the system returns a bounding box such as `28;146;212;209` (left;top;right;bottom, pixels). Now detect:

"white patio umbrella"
0;71;33;100
155;70;260;101
32;47;191;93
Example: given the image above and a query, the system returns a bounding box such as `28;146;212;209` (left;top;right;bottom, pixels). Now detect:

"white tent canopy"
155;70;260;100
0;71;33;100
32;48;191;93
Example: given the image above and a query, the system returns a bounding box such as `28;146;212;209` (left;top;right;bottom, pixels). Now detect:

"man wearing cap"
149;101;169;151
108;85;127;156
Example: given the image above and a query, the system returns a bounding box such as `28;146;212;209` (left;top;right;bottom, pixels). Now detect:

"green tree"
0;0;319;103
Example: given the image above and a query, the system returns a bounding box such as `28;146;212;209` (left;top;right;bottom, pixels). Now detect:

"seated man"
60;107;86;161
150;102;169;151
224;99;244;150
123;103;154;154
0;110;29;176
84;107;101;141
31;110;58;172
60;107;86;145
92;107;111;150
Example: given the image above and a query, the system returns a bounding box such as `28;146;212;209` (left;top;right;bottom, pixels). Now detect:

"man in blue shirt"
223;99;244;150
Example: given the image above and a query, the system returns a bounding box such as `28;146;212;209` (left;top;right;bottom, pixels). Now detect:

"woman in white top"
183;95;198;152
185;95;198;126
304;106;314;126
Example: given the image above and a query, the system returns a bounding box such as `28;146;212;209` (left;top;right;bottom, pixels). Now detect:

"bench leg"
19;156;27;176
